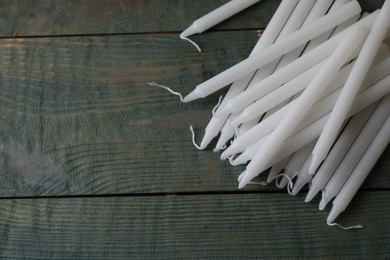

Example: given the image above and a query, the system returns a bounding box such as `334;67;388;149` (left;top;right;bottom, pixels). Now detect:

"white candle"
304;102;378;203
290;147;316;195
214;11;378;116
319;95;390;210
267;157;291;183
309;0;390;175
182;1;361;102
180;0;262;39
278;140;316;189
200;0;299;149
221;55;390;160
212;0;313;150
239;26;368;190
237;0;350;137
327;115;390;224
228;73;390;165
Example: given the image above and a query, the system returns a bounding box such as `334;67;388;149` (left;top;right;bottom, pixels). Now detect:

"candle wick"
213;144;226;152
212;95;224;116
189;125;203;150
275;173;294;194
147;81;184;102
327;222;364;230
180;35;202;52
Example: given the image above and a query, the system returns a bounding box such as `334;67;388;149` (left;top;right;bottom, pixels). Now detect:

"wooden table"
0;0;389;258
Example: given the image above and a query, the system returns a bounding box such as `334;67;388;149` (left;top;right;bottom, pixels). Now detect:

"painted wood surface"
0;0;388;258
0;0;279;37
0;192;389;259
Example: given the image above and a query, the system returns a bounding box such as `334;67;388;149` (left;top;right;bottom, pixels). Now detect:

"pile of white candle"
155;0;390;227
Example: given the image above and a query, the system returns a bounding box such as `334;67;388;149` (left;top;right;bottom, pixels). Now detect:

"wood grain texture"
0;0;279;37
0;31;255;196
0;192;389;259
0;31;388;197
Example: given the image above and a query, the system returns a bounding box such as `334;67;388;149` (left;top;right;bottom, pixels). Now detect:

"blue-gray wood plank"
0;0;388;258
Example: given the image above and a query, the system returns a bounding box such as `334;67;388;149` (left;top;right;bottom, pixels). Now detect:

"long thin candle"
327;115;390;224
278;140;316;189
221;55;390;160
181;0;262;39
309;0;390;175
213;0;314;150
199;0;299;149
214;11;378;116
182;1;361;102
319;95;390;210
229;73;390;165
304;102;378;202
239;26;372;189
237;0;355;137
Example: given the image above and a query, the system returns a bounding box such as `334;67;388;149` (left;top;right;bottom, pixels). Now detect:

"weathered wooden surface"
0;192;389;259
0;0;279;37
0;0;388;258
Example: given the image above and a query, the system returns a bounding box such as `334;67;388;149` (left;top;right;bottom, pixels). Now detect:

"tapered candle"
278;140;316;189
236;0;350;138
319;95;390;210
239;26;373;189
233;41;389;125
213;0;313;150
304;102;378;202
221;55;390;160
181;0;262;39
214;11;378;116
182;1;361;102
267;157;291;183
228;73;390;165
199;0;299;149
327;116;390;224
233;75;390;178
291;148;316;195
309;0;390;175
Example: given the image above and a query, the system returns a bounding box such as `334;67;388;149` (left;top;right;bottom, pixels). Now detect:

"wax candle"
267;156;291;183
214;11;378;116
182;1;361;102
229;73;390;165
278;140;316;189
221;55;390;160
237;0;345;138
290;149;315;195
200;0;299;149
319;95;390;210
213;0;314;150
327;115;390;224
304;102;378;202
181;0;262;39
309;0;390;175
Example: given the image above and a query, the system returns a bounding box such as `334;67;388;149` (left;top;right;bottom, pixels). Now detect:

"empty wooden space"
0;0;388;258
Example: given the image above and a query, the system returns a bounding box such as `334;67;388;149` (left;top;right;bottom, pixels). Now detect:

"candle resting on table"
214;11;378;116
200;0;299;149
327;114;390;224
319;94;390;210
309;0;390;175
213;0;314;150
182;1;361;102
304;102;378;203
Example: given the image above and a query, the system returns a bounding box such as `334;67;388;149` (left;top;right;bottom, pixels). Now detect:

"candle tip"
326;205;343;225
308;154;322;175
200;130;214;150
182;89;201;103
305;183;320;203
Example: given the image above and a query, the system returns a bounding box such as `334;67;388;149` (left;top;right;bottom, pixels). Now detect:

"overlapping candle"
157;0;390;227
